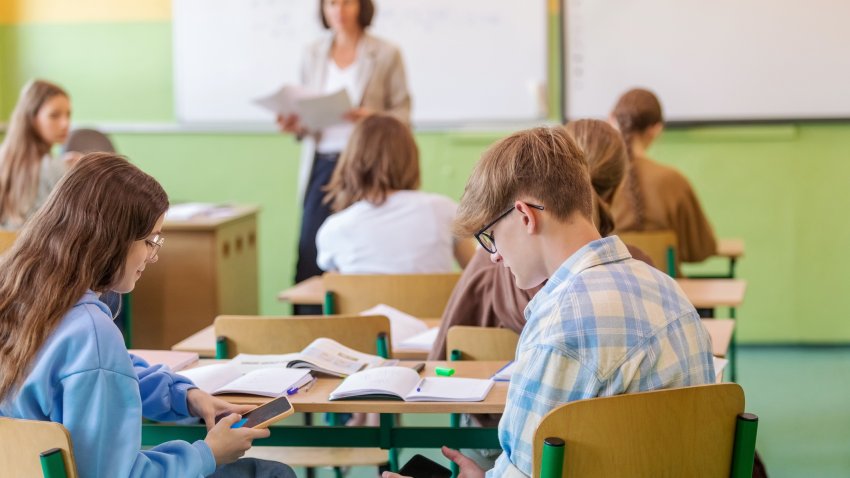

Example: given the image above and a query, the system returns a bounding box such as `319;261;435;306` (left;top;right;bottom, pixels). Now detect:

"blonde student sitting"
316;113;475;273
0;79;80;230
385;126;714;478
0;154;294;478
609;88;718;263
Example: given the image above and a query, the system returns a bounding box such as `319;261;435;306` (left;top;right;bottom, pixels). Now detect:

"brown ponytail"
610;88;663;228
563;119;628;237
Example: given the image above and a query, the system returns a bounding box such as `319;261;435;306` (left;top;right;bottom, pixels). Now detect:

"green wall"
3;21;850;343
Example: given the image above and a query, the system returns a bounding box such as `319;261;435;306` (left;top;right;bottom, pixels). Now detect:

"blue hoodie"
0;291;216;477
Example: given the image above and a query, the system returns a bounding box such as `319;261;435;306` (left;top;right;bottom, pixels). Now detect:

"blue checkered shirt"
487;236;716;477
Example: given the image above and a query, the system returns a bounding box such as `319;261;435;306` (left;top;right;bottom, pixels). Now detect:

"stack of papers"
254;85;352;131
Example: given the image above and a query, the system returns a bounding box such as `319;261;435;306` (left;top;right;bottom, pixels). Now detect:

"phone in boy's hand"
398;454;452;478
230;395;294;429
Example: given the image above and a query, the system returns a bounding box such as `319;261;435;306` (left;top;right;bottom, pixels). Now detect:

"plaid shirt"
487;236;715;477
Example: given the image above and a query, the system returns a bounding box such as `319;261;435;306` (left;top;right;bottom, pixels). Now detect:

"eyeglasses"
474;203;544;254
145;234;165;261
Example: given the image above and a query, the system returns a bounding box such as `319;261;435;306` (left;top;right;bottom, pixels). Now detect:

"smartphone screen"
242;396;293;428
398;454;452;478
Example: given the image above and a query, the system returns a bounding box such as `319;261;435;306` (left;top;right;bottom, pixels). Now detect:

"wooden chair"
213;315;391;475
322;272;461;317
446;326;519;361
618;229;678;277
0;417;78;478
534;383;758;478
0;230;17;254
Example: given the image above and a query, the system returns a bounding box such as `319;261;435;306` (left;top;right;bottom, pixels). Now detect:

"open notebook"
329;366;494;402
178;364;312;397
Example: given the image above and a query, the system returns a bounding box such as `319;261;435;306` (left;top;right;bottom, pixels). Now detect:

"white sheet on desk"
394;327;439;352
360;303;429;345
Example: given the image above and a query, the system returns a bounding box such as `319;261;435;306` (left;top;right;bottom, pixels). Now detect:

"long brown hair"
0;79;69;226
610;88;663;228
565;119;627;237
0;153;168;399
323;113;420;212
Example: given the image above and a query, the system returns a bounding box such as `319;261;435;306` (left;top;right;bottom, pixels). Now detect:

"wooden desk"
676;278;747;309
132;206;259;349
172;318;443;359
142;361;505;450
277;276;324;306
678;278;745;381
717;238;744;260
701;319;734;358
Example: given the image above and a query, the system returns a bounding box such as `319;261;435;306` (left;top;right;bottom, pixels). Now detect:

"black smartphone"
398;454;452;478
239;395;295;429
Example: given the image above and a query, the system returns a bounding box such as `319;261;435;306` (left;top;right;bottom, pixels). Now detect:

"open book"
178;363;312;397
232;337;391;378
329;366;494;402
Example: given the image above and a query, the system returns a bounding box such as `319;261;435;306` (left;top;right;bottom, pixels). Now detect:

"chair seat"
244;446;389;467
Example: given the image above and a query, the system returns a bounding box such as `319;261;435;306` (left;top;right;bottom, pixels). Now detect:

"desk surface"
701;319;735;357
163;205;259;230
199;360;509;414
172;319;442;359
716;238;745;259
277;276;324;305
676;279;747;308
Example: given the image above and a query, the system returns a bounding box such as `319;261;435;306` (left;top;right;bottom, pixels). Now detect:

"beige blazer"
296;33;411;199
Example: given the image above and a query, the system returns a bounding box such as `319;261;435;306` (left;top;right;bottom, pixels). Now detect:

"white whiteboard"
173;0;548;126
563;0;850;122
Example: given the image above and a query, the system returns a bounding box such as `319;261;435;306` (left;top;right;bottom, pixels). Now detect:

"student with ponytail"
609;88;717;263
0;154;295;477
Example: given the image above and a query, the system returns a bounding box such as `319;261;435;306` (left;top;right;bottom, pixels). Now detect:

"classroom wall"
2;0;849;343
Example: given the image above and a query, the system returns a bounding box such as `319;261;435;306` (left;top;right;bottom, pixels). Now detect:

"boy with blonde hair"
385;126;715;478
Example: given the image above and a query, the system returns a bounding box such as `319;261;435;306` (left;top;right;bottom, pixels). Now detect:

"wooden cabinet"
131;206;259;349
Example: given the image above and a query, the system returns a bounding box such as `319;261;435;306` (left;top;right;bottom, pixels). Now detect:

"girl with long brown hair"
0;154;294;477
609;88;717;263
316;113;475;273
0;79;74;230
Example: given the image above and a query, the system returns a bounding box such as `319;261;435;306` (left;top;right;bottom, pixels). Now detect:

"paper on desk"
395;328;439;352
360;304;429;346
253;84;317;117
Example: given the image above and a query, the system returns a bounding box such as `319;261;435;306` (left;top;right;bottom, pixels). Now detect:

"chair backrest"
0;230;17;254
214;315;392;358
0;417;77;478
63;128;116;154
617;229;679;277
446;326;519;361
322;273;461;317
533;383;758;478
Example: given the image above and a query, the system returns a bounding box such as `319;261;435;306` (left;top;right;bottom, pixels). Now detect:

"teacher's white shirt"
316;58;360;154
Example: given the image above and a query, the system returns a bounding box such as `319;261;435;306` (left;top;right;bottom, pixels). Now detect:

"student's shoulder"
403;191;457;211
53;294;134;377
640;156;694;194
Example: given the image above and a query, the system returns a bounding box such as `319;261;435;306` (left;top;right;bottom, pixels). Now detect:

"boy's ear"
515;201;540;234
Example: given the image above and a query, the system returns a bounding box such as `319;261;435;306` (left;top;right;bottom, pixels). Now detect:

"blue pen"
414;377;425;392
286;386;299;396
231;418;248;429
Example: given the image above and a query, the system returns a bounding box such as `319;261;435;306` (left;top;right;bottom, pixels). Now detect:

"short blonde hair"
323;114;420;212
454;126;592;237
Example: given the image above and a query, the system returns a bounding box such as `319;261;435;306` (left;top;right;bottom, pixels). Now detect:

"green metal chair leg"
730;413;758;478
730;307;737;382
539;437;565;478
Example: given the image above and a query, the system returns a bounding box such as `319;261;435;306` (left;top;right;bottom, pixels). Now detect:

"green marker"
435;367;455;377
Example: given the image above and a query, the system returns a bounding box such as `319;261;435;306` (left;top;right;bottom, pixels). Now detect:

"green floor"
287;347;850;478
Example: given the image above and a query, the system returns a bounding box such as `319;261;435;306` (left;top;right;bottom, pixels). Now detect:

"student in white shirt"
317;113;475;273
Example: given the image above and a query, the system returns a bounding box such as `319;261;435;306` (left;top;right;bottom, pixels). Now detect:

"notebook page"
215;368;312;397
177;363;241;394
328;366;420;400
406;377;495;402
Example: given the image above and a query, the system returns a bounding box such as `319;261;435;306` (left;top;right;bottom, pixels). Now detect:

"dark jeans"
209;457;296;477
294;152;339;315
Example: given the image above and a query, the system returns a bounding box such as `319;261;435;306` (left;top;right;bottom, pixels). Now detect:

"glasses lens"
478;233;495;253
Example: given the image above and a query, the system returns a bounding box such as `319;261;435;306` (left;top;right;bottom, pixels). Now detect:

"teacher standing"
278;0;412;287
